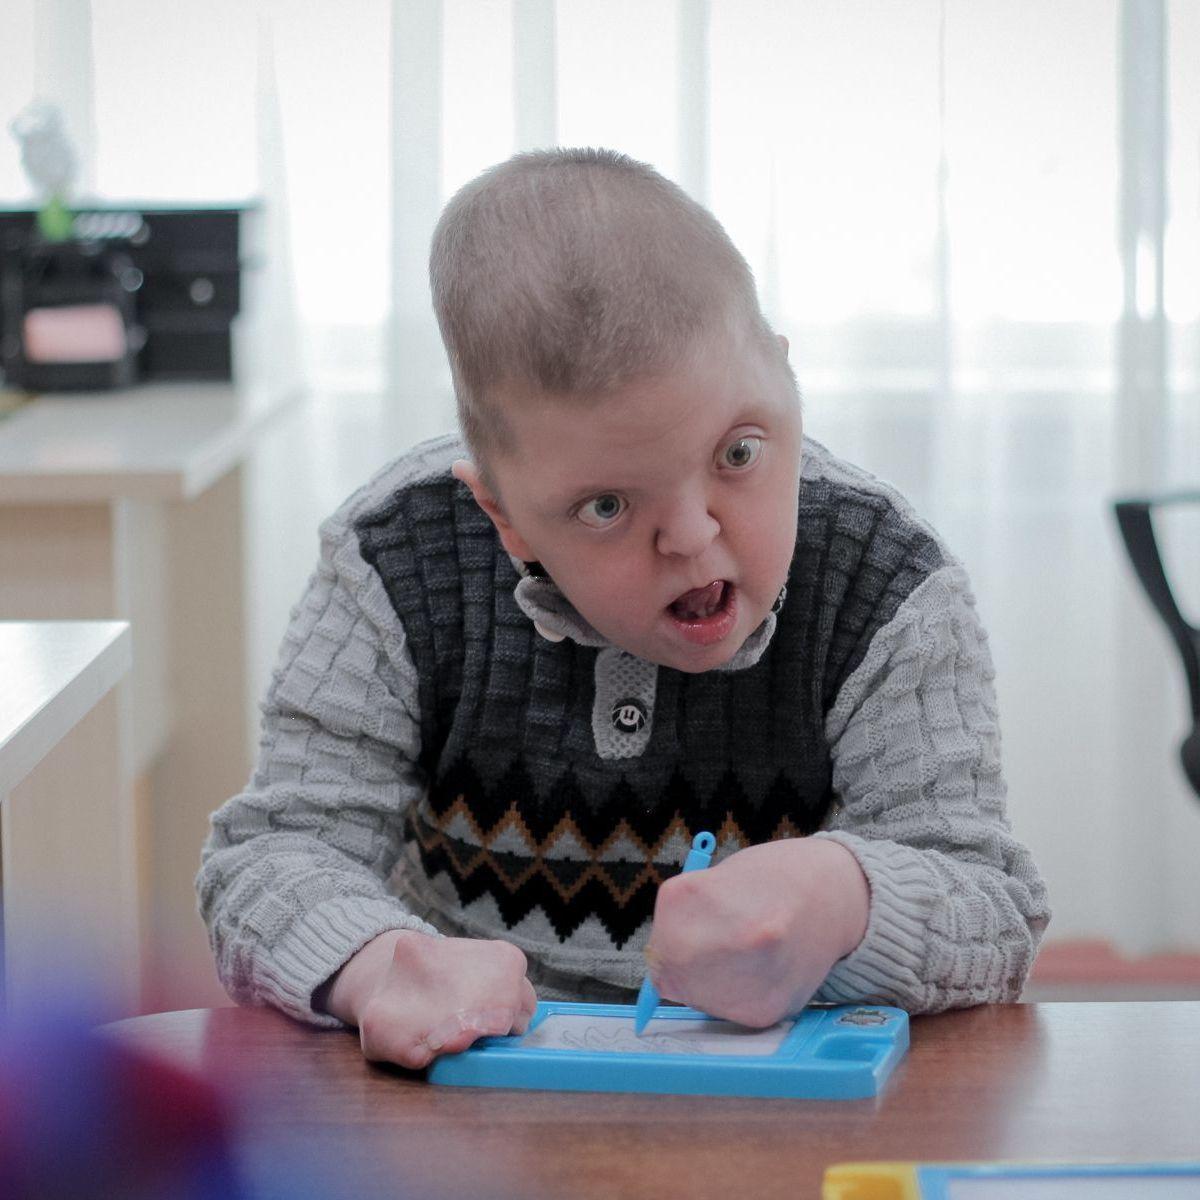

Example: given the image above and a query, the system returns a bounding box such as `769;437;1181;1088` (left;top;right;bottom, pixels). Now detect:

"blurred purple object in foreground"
0;1008;246;1200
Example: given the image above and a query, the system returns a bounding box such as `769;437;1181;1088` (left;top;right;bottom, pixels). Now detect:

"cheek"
763;460;801;551
733;486;796;573
591;555;653;614
545;543;649;617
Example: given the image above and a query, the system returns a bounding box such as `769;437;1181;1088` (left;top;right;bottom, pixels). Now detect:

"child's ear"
451;459;538;562
777;333;790;358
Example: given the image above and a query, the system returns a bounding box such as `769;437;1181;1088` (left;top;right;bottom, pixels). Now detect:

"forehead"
497;336;791;487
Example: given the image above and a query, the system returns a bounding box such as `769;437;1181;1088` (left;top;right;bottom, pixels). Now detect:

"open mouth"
665;580;738;647
669;580;728;620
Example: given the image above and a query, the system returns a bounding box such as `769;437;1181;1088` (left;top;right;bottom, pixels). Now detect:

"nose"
655;492;721;559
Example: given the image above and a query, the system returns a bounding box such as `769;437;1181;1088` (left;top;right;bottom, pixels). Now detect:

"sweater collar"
510;559;779;672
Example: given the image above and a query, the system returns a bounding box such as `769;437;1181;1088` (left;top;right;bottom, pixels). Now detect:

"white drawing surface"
519;1014;794;1057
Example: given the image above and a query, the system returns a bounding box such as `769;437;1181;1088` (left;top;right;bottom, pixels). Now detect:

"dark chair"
1113;493;1200;798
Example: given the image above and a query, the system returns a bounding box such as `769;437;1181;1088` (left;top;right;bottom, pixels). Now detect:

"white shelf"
0;620;131;795
0;381;303;502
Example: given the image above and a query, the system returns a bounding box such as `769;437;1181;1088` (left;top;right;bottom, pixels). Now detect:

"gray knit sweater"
197;435;1049;1027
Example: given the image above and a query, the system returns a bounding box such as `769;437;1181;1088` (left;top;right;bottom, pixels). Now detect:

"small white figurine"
9;101;78;240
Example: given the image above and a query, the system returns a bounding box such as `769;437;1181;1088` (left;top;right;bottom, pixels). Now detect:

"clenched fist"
644;837;869;1027
317;930;538;1069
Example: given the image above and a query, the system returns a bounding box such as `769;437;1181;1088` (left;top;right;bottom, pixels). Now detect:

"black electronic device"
0;202;258;390
1;237;141;390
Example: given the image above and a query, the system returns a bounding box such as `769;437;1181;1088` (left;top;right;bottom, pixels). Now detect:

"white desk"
0;621;132;1014
0;381;301;1012
0;383;289;503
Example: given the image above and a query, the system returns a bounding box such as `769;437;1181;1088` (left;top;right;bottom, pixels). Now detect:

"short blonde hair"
429;147;779;465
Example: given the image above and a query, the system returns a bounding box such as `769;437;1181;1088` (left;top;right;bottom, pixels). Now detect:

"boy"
198;148;1049;1070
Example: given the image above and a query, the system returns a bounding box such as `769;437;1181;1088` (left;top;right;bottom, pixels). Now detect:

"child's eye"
720;435;763;470
577;493;627;528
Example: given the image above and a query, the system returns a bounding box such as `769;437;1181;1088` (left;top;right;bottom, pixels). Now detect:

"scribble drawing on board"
560;1024;700;1055
520;1015;794;1057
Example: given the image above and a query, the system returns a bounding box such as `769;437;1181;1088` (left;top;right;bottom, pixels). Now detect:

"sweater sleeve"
811;563;1050;1012
196;506;440;1029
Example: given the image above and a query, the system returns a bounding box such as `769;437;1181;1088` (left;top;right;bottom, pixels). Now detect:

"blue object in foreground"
822;1161;1200;1198
428;1000;909;1100
634;830;717;1034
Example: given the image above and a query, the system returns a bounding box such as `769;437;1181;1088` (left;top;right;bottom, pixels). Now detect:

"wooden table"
105;1001;1200;1199
0;621;131;1013
0;381;300;1013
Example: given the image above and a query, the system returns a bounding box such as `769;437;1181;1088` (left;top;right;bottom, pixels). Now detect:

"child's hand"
318;930;538;1069
644;837;870;1027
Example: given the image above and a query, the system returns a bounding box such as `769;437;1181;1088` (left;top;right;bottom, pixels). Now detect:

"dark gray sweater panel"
352;459;945;947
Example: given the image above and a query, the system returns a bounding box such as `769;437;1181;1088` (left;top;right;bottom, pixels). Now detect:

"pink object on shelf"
22;303;127;364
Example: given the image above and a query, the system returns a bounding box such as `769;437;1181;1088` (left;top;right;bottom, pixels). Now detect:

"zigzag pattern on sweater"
407;756;822;946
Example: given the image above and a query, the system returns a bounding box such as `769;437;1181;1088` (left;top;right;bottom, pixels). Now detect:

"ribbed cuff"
810;831;938;1012
260;896;441;1029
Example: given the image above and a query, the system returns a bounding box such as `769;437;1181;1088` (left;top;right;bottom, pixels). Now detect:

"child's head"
431;148;802;673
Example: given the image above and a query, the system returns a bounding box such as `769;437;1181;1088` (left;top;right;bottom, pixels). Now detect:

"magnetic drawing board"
426;1001;908;1099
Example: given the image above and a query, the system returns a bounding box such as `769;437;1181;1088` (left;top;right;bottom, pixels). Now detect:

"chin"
656;637;745;675
668;656;730;675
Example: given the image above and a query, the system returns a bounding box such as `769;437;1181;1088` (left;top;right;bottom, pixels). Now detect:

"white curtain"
3;0;1198;954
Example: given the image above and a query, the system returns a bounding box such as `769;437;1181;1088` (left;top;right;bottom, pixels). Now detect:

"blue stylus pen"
633;830;717;1035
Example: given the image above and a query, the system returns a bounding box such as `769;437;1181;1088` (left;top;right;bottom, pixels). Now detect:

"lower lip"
664;583;739;647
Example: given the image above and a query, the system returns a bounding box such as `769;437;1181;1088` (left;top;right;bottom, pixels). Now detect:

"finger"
637;936;669;992
512;979;538;1033
354;993;423;1068
422;1007;518;1058
520;976;538;1014
642;940;674;997
362;1022;436;1072
653;969;682;1004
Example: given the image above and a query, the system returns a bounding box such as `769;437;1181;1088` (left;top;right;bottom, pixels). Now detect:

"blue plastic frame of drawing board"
427;1000;908;1099
913;1161;1200;1196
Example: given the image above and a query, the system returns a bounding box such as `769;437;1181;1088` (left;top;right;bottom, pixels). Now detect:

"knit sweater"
197;434;1050;1027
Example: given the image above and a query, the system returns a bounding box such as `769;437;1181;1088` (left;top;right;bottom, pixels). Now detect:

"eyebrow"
549;409;774;513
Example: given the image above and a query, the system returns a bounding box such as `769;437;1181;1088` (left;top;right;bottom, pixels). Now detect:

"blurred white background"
3;0;1198;962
